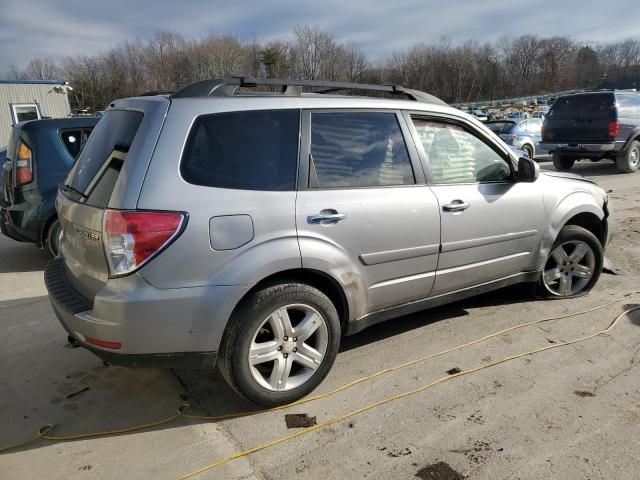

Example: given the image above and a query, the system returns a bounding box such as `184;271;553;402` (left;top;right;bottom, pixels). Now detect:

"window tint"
310;112;414;188
412;119;511;184
61;128;93;159
549;93;614;120
66;110;143;195
181;110;299;191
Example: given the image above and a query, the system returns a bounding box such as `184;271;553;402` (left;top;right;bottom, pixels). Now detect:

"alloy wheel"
542;240;596;296
248;303;329;391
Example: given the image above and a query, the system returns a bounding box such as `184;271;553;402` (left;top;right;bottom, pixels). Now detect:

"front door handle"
442;200;470;212
307;209;347;225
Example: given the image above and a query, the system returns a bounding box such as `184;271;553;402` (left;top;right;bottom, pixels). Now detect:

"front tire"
535;225;603;298
552;153;574;171
522;144;534;158
615;140;640;173
218;282;341;406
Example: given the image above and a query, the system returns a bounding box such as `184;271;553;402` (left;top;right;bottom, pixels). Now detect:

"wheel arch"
537;194;605;271
228;268;351;331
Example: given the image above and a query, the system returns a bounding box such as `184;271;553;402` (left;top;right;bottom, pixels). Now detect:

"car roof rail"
169;76;447;105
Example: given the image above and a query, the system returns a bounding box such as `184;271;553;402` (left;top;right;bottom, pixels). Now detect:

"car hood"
541;170;597;185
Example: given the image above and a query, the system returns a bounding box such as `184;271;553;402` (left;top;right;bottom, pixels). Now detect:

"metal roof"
0;79;66;85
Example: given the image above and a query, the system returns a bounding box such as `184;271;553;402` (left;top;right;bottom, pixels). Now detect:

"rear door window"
66;110;143;199
181;109;300;191
309;112;414;188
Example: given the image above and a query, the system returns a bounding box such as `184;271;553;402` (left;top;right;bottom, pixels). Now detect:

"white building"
0;80;71;147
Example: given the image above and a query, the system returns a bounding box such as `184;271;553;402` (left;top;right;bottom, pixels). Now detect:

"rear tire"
218;282;341;406
615;140;640;173
534;225;603;298
45;218;62;257
552;153;574;171
522;144;534;158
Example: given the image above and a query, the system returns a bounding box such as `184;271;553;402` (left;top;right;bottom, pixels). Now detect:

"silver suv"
45;78;610;406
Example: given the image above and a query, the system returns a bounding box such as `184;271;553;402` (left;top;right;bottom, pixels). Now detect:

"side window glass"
412;118;511;184
310;112;415;188
181;110;300;191
61;129;83;158
527;120;542;134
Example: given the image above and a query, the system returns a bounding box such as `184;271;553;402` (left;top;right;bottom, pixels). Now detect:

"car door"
296;110;441;315
406;114;545;296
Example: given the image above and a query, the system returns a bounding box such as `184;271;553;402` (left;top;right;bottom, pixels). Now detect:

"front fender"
298;235;368;321
537;191;605;271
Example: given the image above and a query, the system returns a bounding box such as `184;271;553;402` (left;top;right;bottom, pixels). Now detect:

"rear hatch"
543;92;615;143
57;98;169;299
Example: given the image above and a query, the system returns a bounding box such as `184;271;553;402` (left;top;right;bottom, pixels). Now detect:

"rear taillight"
15;141;33;186
103;210;185;276
608;121;620;139
540;125;545;137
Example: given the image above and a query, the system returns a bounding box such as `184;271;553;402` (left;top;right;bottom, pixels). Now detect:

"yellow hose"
177;305;639;479
0;291;637;471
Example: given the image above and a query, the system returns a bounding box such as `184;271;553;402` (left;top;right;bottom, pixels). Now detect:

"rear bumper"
45;257;250;369
1;205;39;243
541;142;619;156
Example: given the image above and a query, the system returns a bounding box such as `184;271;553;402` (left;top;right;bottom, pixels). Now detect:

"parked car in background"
1;117;99;255
472;109;488;122
46;77;609;406
486;119;548;158
507;111;529;120
542;91;640;172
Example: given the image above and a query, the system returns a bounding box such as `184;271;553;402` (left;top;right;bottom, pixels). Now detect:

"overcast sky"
1;0;639;77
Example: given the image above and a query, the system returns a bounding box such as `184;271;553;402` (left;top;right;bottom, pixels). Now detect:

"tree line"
9;25;640;109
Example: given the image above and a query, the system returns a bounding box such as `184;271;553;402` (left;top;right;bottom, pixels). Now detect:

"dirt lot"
1;160;639;480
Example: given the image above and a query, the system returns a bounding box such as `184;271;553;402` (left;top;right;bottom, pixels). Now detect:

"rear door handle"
442;200;470;212
307;210;347;225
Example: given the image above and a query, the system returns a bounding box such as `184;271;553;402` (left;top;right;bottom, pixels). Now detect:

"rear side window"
310;112;414;188
66;111;143;196
61;128;93;159
549;94;614;120
617;93;640;118
181;110;300;191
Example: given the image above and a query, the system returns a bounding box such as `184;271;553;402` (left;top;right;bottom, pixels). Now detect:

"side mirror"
517;157;539;182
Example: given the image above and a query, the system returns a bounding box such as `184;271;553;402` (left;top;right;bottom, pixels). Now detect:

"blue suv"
1;117;99;255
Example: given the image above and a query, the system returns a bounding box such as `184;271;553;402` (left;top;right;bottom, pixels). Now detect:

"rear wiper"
61;183;88;199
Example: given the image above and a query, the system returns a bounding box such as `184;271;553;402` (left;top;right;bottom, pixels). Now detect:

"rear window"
181;110;300;191
486;122;515;134
66;110;143;196
549;93;614;120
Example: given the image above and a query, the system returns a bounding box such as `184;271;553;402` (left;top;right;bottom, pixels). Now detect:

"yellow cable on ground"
182;291;640;421
0;292;637;456
177;305;640;480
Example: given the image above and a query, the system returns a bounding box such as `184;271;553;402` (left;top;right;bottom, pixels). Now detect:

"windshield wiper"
61;183;88;199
